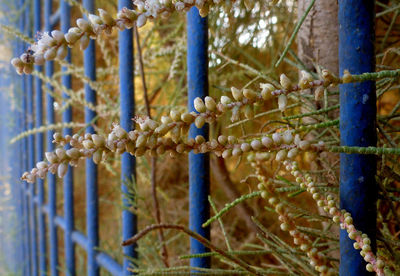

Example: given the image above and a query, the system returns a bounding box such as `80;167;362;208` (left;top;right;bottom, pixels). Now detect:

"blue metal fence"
0;1;377;276
1;1;210;275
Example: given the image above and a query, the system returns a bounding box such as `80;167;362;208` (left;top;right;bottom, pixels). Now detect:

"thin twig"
135;24;169;267
122;224;263;276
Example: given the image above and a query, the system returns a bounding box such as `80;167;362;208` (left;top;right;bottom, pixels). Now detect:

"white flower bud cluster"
284;161;385;276
21;114;319;183
250;161;335;276
11;1;227;74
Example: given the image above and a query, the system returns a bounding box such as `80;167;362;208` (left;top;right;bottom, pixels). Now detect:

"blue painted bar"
54;216;66;230
25;0;39;274
339;1;377;275
10;32;24;274
50;8;61;29
19;0;32;273
44;0;59;274
96;253;123;276
61;1;75;275
13;38;26;275
33;0;46;274
187;7;210;269
71;230;89;250
118;1;137;274
83;0;99;275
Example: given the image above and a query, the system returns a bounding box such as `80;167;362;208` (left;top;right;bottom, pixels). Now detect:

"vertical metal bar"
44;0;58;274
34;0;47;274
187;7;210;269
11;23;26;273
11;35;24;275
118;1;137;273
339;1;376;275
20;0;32;273
60;0;75;273
82;1;99;275
25;0;38;273
61;1;75;275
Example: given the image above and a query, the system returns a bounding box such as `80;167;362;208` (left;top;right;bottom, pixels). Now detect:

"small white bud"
228;136;237;144
51;30;65;43
222;149;232;158
83;140;95;149
136;14;147;28
195;116;206;129
45;152;58;163
56;45;68;60
231;87;243;101
260;83;275;100
23;64;34;74
240;143;251;152
66;148;80;159
282;131;293;144
11;58;23;67
275;149;287;161
80;35;90;51
278;94;287;112
55;148;67;159
76;18;90;31
88;14;102;25
92;134;105;147
93;150;102;164
33;55;45;65
261;137;273;148
250;140;262;150
287;148;298;159
155;124;170;136
36;161;48;170
243;89;257;100
65;32;80;44
58;163;68;178
272;133;282;145
218;135;227;145
136;135;147;148
161;115;173;125
195;135;205;144
98;9;115;25
232;147;242;157
280;73;292;90
220;96;232;105
194;97;206;113
170;109;181;122
204;96;216;111
44;47;57;60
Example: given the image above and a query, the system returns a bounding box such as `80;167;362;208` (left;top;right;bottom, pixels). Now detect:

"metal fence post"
118;1;137;274
339;1;377;275
20;0;32;274
61;0;76;275
33;0;47;274
187;7;210;269
25;0;39;274
82;0;99;275
44;0;59;274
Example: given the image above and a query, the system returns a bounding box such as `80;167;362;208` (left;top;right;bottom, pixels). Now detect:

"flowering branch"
10;0;229;74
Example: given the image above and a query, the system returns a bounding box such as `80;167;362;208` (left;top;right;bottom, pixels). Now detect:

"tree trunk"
297;0;340;259
297;0;339;75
